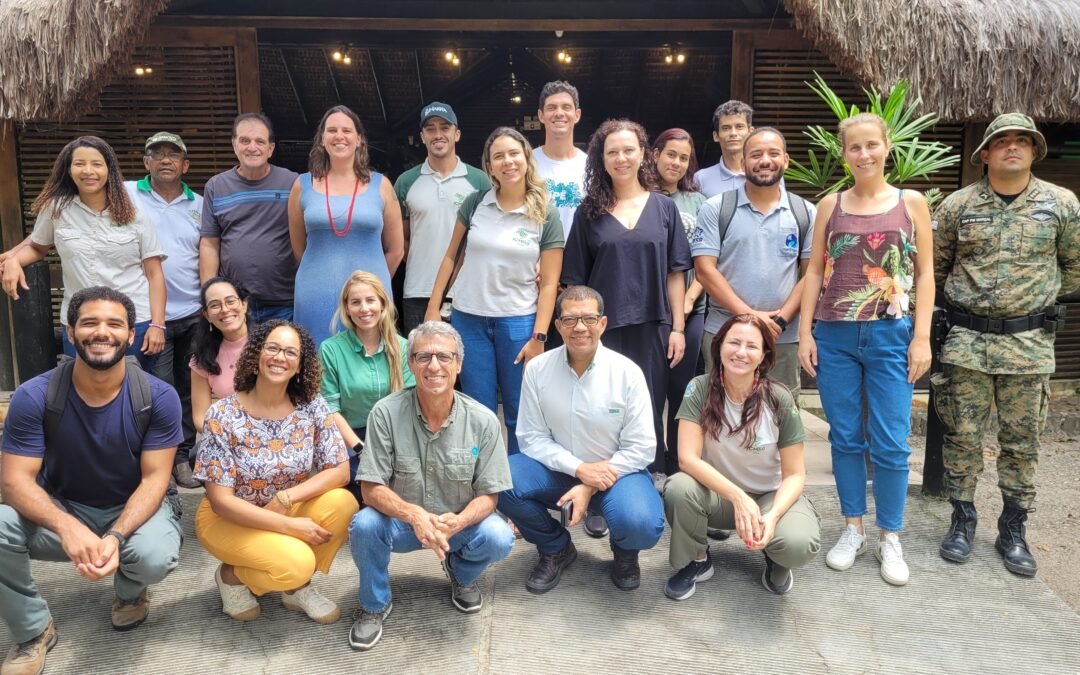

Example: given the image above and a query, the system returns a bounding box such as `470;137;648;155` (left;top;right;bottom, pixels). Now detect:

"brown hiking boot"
2;620;57;675
111;589;150;631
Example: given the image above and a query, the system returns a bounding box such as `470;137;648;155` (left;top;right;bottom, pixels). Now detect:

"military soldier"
932;113;1080;577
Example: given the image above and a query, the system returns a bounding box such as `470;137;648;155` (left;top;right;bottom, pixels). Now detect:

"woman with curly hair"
664;314;820;600
193;319;359;624
289;105;404;345
319;271;414;500
562;119;692;481
798;113;934;586
652;128;708;475
1;135;167;369
425;127;563;454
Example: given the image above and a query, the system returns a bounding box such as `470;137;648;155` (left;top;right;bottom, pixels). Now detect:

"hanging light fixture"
332;49;343;62
342;53;352;65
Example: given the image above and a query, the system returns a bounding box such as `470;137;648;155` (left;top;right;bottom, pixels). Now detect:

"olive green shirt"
358;389;511;514
933;176;1080;374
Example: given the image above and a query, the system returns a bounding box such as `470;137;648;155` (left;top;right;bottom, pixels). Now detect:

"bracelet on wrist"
671;328;685;334
275;489;292;510
149;322;166;331
103;529;127;547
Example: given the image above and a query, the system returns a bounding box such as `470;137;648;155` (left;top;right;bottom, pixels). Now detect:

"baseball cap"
144;132;187;154
970;113;1047;165
420;102;458;128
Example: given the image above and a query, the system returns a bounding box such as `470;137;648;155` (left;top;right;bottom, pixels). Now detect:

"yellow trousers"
195;488;359;596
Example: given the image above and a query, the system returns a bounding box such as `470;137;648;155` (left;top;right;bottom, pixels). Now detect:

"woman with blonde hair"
798;112;934;586
289;105;404;345
320;271;414;499
426;126;564;454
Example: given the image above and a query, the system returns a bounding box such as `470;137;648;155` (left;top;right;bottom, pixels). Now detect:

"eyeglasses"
263;343;301;361
147;149;185;161
206;296;241;313
411;351;457;365
557;315;601;327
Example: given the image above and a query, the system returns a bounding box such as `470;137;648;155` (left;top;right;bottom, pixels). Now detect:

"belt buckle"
986;317;1003;334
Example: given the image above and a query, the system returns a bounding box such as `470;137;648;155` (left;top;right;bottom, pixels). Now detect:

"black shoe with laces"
996;497;1038;577
664;552;714;600
761;553;793;595
940;499;977;563
610;544;641;591
525;541;578;594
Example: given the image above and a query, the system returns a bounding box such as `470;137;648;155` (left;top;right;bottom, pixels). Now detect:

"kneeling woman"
663;314;820;599
193;320;359;623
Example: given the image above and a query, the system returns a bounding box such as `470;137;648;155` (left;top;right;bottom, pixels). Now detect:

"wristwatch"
104;529;127;547
773;315;789;330
532;332;548;343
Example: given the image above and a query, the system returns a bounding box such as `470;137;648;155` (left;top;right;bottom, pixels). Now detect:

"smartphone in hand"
560;501;574;528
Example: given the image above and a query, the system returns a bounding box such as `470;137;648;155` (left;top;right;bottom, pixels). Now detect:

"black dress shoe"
706;528;731;541
525;541;578;593
996;497;1037;577
610;545;640;591
583;513;609;538
940;499;977;563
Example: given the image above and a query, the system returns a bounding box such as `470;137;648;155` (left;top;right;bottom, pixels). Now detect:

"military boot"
995;496;1038;577
939;500;977;563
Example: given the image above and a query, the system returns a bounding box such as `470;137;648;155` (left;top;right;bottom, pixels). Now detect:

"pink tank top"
815;190;916;322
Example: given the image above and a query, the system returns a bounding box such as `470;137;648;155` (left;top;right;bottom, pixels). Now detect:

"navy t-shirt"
2;369;183;508
562;192;692;329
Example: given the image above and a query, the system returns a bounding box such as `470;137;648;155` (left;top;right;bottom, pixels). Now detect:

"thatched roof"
785;0;1080;122
0;0;166;121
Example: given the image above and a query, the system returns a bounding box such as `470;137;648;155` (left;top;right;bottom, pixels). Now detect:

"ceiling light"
676;52;686;64
332;49;343;62
452;56;460;66
343;54;352;65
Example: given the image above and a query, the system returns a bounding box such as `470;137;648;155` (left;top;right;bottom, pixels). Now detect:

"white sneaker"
215;565;261;621
876;533;910;586
283;583;341;624
825;524;867;571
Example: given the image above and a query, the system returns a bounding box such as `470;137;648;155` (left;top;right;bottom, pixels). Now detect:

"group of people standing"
0;72;1077;673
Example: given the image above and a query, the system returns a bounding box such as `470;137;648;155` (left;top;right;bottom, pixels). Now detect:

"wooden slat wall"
16;43;241;326
750;48;964;202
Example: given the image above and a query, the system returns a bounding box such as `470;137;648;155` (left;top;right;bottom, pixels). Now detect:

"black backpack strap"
716;189;739;252
124;355;153;438
43;360;76;444
787;192;812;250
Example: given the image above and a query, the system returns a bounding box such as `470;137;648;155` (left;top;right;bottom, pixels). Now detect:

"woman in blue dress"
289;105;404;345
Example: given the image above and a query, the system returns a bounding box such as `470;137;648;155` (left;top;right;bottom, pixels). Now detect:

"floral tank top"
815;190;916;322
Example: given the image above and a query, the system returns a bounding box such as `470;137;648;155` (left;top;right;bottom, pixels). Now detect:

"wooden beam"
234;28;262;113
730;31;753;104
414;50;426;106
387;50;506;135
323;50;345;105
0;123;22;252
278;48;310;127
960;122;985;188
367;49;389;128
156;16;792;31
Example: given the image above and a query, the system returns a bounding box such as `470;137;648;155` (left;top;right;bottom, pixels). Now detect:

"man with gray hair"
694;100;755;198
347;321;514;651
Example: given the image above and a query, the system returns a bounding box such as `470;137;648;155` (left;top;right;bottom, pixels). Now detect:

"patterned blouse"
193;394;347;506
815;191;916;322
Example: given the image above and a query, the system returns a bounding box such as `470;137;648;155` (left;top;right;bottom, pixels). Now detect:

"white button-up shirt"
517;344;655;477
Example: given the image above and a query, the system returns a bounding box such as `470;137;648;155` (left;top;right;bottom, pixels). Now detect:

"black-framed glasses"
263;343;301;361
206;296;241;313
411;351;456;365
147;149;185;161
557;315;601;327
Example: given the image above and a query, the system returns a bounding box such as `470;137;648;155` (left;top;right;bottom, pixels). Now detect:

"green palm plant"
785;73;959;207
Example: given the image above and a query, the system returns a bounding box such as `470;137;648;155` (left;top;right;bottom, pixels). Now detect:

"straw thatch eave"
785;0;1080;122
0;0;167;122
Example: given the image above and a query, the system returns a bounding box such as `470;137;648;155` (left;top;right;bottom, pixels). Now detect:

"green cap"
970;113;1047;165
144;132;187;154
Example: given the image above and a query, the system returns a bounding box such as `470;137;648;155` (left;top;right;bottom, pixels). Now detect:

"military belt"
945;305;1065;335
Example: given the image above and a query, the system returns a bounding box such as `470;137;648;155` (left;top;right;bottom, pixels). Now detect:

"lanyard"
325;177;361;237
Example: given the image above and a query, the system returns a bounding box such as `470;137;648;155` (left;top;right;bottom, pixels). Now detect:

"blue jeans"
349;508;514;613
247;300;293;324
62;319;158;372
813;318;913;532
451;309;534;455
498;453;665;555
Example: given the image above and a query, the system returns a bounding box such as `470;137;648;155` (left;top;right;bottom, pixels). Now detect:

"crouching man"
347;321;514;651
1;287;183;674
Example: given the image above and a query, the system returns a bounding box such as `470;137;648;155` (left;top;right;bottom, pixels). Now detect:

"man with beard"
0;287;183;675
691;128;815;398
394;102;490;333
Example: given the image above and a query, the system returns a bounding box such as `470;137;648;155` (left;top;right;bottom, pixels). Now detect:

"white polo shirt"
125;178;203;320
30;196;165;325
517;344;655;477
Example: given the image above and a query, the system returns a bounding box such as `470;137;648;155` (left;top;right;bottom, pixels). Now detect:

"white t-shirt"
451;190;563;317
534;147;587;238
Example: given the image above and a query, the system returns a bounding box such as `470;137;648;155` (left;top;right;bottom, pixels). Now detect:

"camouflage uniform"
932;175;1080;508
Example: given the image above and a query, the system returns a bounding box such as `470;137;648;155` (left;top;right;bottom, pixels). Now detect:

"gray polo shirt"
694;161;746;199
358;388;512;514
691;186;816;342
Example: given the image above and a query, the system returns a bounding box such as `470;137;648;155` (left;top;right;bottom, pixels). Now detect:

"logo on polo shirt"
512;227;534;246
190;209;201;222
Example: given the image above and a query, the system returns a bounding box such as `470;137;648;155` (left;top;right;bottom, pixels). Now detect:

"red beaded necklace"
325;176;361;237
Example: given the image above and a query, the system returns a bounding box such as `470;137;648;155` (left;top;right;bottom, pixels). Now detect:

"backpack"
714;189;812;253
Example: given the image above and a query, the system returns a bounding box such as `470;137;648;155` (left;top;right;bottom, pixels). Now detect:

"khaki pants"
702;332;801;401
663;472;821;570
195;488;358;596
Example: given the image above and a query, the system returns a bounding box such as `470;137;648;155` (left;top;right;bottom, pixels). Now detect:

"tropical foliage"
785;73;960;207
